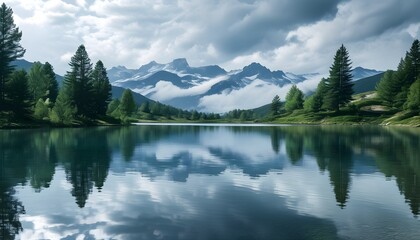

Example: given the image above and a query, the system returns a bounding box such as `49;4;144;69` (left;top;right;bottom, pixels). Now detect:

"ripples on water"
0;125;419;239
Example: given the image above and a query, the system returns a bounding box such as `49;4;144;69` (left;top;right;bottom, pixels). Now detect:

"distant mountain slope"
353;73;384;94
12;59;152;105
110;59;316;112
352;67;383;81
108;58;227;83
12;59;384;113
250;103;272;118
109;58;386;112
12;59;65;84
111;86;153;105
12;59;33;72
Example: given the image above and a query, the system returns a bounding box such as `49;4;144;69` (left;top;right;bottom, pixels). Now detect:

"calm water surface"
0;125;419;239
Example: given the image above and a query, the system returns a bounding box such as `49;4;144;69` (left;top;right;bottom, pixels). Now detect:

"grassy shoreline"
2;117;418;130
265;111;420;127
1;107;419;129
264;92;420;128
1;121;418;130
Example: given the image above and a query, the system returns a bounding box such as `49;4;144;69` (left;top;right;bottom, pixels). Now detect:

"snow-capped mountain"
109;59;382;112
108;58;226;83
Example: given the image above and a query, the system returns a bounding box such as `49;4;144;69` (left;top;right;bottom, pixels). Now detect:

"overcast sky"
5;0;420;75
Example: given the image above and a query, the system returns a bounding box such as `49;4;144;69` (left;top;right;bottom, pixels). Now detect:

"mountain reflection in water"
0;125;419;239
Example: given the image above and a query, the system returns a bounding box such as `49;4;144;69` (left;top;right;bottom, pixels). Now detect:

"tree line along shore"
0;3;419;128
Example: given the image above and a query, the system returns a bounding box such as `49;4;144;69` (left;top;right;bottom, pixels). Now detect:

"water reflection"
0;125;419;239
58;128;112;207
1;131;32;239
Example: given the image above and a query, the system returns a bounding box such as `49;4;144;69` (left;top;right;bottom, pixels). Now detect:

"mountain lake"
0;124;419;239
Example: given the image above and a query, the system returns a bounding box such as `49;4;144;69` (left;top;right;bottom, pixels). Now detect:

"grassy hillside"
268;92;419;127
251;73;385;118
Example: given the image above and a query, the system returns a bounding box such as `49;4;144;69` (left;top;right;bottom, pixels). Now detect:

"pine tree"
314;78;328;111
324;45;353;111
303;95;315;112
191;110;199;120
119;89;136;117
0;3;25;110
28;62;49;101
271;95;281;115
91;60;112;116
107;99;120;116
285;85;304;112
394;58;409;108
151;102;161;116
405;78;420;111
304;78;327;112
376;70;399;107
43;62;58;103
64;45;94;117
7;70;31;118
139;101;150;113
33;98;49;120
162;105;171;118
407;39;420;81
397;40;420;109
240;111;247;121
379;40;420;110
50;88;76;124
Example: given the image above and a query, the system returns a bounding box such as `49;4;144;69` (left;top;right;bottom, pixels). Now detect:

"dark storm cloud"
183;0;344;55
345;0;420;41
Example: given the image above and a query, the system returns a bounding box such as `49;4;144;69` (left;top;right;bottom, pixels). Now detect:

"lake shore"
268;118;420;128
2;118;419;130
263;109;420;128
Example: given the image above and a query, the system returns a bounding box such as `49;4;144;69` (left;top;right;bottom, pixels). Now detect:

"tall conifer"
324;45;353;111
271;95;281;115
376;70;399;108
92;60;112;116
285;85;304;112
63;45;94;117
43;62;59;103
0;3;25;110
7;70;31;118
119;89;136;117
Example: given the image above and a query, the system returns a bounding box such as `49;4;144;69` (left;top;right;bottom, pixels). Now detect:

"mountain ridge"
352;66;383;81
11;59;384;113
109;59;383;112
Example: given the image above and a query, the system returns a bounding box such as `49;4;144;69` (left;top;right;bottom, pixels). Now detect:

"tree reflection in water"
0;125;419;239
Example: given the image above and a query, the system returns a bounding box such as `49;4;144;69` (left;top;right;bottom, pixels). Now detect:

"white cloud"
136;75;229;101
295;73;328;93
198;80;285;112
197;74;325;113
60;52;73;63
132;76;302;112
4;0;420;76
19;0;79;25
76;0;87;8
223;0;420;73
